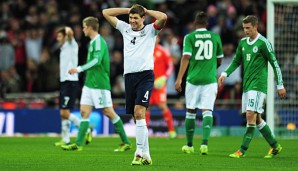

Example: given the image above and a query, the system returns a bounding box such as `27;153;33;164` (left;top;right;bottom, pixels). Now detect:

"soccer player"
175;11;223;155
54;26;88;147
218;15;286;158
146;35;176;138
61;16;131;152
103;4;167;165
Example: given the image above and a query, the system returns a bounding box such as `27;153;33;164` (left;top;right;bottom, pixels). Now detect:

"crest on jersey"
253;46;258;53
242;47;245;51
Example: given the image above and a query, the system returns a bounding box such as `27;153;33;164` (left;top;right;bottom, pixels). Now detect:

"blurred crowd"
0;0;296;108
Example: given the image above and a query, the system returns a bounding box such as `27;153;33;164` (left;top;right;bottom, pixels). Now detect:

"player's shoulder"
258;34;270;44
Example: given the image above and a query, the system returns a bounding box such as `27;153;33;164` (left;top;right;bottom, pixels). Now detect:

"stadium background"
0;0;297;137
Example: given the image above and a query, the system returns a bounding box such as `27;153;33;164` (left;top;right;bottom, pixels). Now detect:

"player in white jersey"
54;27;88;147
103;4;167;166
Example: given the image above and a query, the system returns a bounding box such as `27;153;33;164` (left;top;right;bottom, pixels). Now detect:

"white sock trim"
136;119;146;126
257;120;266;130
111;116;120;124
186;112;196;119
202;111;213;118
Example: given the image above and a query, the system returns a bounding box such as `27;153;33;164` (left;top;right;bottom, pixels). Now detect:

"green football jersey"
82;35;111;90
225;33;283;94
183;28;223;85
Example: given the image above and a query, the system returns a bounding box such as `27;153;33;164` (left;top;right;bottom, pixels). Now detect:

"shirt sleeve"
116;20;129;34
216;35;224;58
225;42;242;76
182;34;192;56
261;41;284;87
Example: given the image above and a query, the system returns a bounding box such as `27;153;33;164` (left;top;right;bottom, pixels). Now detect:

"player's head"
194;11;208;28
56;27;66;46
242;15;258;38
129;4;146;30
82;16;99;38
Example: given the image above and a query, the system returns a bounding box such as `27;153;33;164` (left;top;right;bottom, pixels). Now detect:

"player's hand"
154;76;166;89
68;68;78;74
277;88;286;99
175;79;182;93
218;75;226;88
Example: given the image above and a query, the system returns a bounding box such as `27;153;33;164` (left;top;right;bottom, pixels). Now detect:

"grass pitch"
0;136;297;171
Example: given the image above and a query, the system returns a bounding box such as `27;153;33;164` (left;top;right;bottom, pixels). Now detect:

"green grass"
0;136;297;171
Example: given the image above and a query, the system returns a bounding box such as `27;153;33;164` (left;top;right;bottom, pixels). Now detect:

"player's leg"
156;88;176;138
67;81;81;128
230;91;262;158
145;107;151;127
56;81;72;146
132;71;153;165
256;115;282;158
102;106;132;151
182;82;199;154
56;109;71;146
199;83;217;155
133;105;152;165
158;103;176;138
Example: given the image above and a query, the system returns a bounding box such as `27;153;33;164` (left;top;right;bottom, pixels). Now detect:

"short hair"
242;15;258;26
56;27;66;36
83;16;99;31
194;11;208;25
129;4;145;17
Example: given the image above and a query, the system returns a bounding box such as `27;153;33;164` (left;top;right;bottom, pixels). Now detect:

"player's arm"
216;35;224;68
69;50;101;74
218;43;242;87
102;8;130;28
262;42;286;99
146;9;167;29
65;26;74;41
175;34;191;92
175;54;190;93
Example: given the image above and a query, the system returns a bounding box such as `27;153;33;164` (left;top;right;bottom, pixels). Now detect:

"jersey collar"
90;34;100;44
195;28;207;32
246;33;260;45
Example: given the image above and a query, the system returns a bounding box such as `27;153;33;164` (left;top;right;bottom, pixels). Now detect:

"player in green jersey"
218;15;286;158
61;16;131;152
175;11;223;155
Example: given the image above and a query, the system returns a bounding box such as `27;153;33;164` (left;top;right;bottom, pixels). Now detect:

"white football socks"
69;113;80;127
61;119;71;143
135;119;147;157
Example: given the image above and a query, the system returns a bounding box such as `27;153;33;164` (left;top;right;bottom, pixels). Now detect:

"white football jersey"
59;38;79;82
116;20;160;75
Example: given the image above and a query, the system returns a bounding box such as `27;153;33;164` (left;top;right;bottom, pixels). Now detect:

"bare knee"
246;110;257;124
60;109;70;119
134;105;146;120
102;107;117;119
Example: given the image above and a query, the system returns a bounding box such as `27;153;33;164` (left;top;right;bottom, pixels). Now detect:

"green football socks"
240;124;256;154
112;116;130;144
185;112;196;147
202;111;213;145
76;120;89;146
258;121;278;148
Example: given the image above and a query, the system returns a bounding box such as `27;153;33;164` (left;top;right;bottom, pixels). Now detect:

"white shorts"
80;86;113;109
185;82;217;110
242;90;266;114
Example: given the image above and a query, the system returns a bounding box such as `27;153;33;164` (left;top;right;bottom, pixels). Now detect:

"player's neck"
249;32;258;41
89;32;99;40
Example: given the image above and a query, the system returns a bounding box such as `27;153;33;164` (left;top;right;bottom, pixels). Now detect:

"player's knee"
246;110;257;123
102;107;117;119
80;109;90;118
60;109;70;119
